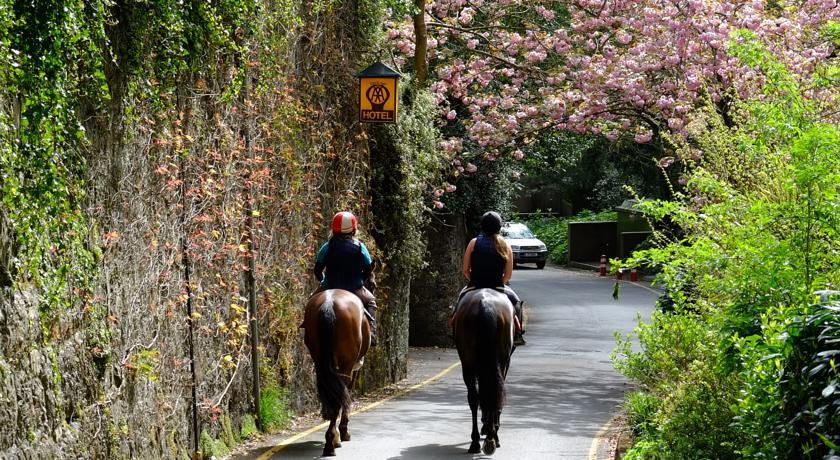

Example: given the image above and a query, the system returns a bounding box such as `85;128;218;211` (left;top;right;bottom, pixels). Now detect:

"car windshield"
502;225;534;239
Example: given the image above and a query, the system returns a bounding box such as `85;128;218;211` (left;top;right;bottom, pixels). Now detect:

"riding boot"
513;301;526;346
365;301;378;347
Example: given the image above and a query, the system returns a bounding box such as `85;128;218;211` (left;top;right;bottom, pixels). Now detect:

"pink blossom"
535;6;555;20
513;150;524;160
466;163;477;173
392;0;840;190
446;184;457;193
658;156;675;168
616;32;633;45
447;110;457;120
458;8;474;25
434;201;445;209
634;131;653;143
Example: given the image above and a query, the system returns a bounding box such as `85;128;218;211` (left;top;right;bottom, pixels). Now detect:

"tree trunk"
413;0;428;86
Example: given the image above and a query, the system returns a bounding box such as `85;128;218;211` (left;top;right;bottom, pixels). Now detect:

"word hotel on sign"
361;111;395;122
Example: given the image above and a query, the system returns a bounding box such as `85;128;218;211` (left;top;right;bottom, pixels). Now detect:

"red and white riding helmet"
331;211;358;235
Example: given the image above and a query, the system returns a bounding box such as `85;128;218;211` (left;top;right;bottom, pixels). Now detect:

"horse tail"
315;294;351;420
476;300;506;418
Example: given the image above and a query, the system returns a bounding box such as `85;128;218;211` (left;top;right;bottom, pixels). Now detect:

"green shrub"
625;391;660;439
622;439;669;460
614;311;712;394
260;384;293;432
736;296;840;458
614;35;840;459
615;311;744;459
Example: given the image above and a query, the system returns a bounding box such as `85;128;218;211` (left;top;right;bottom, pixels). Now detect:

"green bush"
615;312;744;458
525;209;616;264
614;34;840;458
260;384;293;432
736;296;840;458
625;391;660;439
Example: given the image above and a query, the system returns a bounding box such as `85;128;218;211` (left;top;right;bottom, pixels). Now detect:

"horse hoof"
340;432;351;442
483;438;497;455
468;441;481;454
322;448;336;457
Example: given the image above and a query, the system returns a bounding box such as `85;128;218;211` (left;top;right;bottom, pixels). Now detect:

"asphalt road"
241;267;657;459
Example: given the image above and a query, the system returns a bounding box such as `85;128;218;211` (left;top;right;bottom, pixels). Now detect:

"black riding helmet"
480;211;503;235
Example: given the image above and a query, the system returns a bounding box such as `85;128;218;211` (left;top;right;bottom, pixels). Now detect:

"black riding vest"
470;234;506;288
324;237;365;291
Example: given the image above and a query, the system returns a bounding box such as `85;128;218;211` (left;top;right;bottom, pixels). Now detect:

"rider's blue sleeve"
315;242;329;263
360;243;372;267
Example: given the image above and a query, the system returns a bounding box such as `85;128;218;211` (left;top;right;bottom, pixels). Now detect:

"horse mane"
315;291;351;420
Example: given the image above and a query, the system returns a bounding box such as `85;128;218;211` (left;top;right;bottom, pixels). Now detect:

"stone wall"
0;0;413;458
409;214;469;347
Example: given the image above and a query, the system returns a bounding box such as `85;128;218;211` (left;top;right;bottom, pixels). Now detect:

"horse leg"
493;410;501;448
482;422;497;455
339;406;351;442
464;371;481;454
482;411;499;455
332;411;343;449
338;369;357;442
323;416;338;456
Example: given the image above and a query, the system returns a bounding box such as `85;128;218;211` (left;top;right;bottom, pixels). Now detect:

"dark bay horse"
303;289;371;456
453;288;515;455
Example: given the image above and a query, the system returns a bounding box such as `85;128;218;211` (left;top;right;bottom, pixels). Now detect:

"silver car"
501;222;548;269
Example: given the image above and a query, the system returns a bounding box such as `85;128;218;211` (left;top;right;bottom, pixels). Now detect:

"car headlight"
538;244;547;251
510;245;520;251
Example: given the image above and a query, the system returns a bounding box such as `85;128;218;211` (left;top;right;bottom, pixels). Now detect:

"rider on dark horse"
310;211;378;346
455;211;525;345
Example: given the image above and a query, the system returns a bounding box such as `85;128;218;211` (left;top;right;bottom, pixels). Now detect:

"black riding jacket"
470;233;506;288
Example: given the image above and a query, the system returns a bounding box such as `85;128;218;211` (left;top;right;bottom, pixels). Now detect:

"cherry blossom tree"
389;0;839;166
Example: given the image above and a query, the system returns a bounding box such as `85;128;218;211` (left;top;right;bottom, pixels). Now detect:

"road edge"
252;361;461;459
588;410;630;460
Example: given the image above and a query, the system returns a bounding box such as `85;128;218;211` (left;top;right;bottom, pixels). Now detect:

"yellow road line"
256;361;461;459
583;278;655;460
588;416;613;460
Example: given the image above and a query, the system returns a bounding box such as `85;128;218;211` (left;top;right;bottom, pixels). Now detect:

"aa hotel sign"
356;62;400;124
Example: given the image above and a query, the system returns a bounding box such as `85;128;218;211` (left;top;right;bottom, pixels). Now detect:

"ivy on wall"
0;0;391;458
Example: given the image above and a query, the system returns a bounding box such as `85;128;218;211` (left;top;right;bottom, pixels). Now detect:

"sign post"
356;62;400;124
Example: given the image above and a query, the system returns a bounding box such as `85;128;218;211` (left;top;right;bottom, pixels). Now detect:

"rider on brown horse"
311;211;378;346
455;211;525;345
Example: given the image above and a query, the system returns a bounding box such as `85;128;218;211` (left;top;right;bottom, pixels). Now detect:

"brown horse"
453;288;515;455
303;289;371;457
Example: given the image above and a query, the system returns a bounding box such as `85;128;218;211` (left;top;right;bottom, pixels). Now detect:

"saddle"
451;287;522;333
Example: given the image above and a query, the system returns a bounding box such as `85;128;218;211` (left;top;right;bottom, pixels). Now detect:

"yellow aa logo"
359;78;397;123
366;84;390;109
